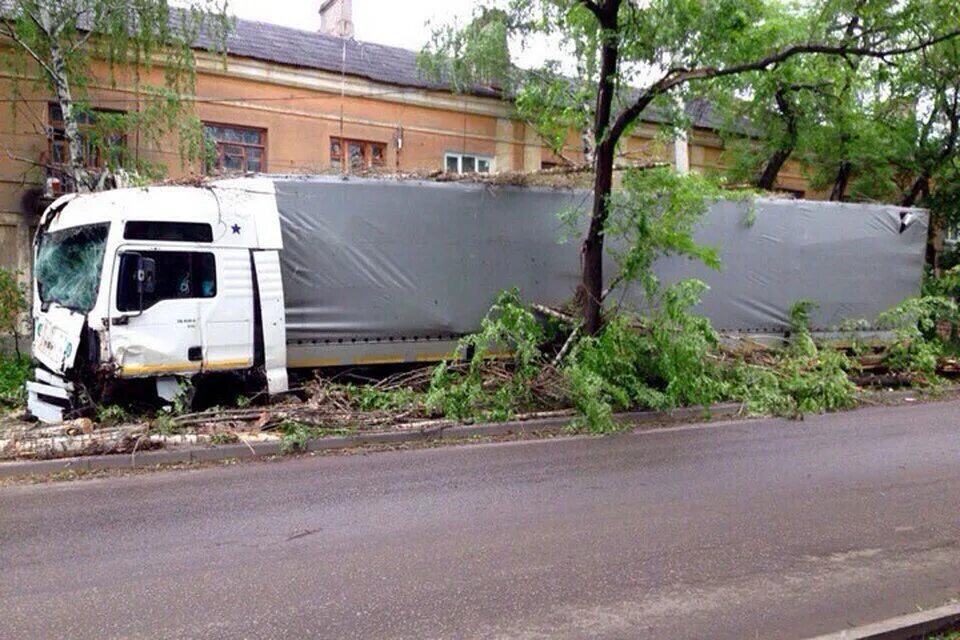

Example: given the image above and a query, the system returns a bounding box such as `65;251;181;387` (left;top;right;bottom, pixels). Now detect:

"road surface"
2;401;960;639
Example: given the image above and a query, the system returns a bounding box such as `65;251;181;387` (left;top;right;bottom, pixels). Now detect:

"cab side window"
117;251;217;312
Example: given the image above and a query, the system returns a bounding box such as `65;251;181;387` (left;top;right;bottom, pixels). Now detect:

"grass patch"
0;354;30;407
208;433;239;445
97;404;129;427
277;419;355;454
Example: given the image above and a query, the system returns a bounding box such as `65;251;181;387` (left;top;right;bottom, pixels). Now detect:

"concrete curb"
0;386;955;479
0;402;745;478
805;602;960;640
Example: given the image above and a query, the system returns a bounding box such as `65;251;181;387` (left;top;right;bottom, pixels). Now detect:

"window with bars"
203;123;267;174
48;103;126;169
445;153;492;174
330;137;387;171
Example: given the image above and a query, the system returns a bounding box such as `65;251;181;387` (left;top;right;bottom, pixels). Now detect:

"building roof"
207;18;743;132
201;17;500;98
0;1;737;133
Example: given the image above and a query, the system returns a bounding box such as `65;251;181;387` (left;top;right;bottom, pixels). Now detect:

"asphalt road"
2;402;960;640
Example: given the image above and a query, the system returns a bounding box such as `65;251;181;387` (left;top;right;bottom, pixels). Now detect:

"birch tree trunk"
37;3;89;192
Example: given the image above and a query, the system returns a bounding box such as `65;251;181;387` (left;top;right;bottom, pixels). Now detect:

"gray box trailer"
275;176;928;346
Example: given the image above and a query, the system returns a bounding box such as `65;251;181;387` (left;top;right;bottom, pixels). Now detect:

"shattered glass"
36;223;110;313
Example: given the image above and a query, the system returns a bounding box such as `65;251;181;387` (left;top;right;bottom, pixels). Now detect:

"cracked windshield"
35;223;110;313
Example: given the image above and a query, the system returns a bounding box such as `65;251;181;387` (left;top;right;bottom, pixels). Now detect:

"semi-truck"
25;175;927;423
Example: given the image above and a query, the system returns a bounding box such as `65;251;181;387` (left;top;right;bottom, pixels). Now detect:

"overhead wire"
0;84;484;105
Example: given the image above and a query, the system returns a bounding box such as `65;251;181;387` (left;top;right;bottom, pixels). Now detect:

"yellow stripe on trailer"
354;354;406;365
204;358;253;371
414;352;456;362
287;357;343;368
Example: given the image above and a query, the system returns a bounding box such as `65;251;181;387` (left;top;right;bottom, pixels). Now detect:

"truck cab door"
198;248;254;372
108;248;208;377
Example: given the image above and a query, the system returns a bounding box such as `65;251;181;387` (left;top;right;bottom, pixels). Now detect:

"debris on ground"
170;362;572;433
158;163;670;191
3;294;958;462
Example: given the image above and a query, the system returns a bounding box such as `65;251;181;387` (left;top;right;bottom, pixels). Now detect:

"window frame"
116;250;218;313
124;221;214;243
48;103;127;170
202;122;268;174
444;152;493;175
330;137;387;171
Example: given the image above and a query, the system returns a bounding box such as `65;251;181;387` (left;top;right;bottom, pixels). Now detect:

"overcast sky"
228;0;475;48
224;0;562;69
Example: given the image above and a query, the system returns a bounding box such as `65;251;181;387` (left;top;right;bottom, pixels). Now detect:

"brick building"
0;1;813;282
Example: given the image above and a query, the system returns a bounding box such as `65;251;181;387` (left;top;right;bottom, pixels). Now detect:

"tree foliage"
711;53;886;200
426;288;546;421
709;8;960;264
0;268;27;359
602;167;733;302
1;0;231;191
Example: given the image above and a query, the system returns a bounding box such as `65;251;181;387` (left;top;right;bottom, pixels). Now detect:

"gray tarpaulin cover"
655;199;928;331
273;176;927;340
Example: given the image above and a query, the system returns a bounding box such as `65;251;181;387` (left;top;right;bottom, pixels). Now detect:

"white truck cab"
28;178;289;422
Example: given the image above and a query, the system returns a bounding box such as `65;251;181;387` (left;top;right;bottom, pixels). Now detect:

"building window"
48;103;126;169
203;123;266;174
445;153;492;174
330;137;387;170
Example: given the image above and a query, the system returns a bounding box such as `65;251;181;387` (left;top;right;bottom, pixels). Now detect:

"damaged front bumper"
27;305;88;424
26;367;75;424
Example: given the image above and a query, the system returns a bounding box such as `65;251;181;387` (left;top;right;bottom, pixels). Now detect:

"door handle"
188;347;202;362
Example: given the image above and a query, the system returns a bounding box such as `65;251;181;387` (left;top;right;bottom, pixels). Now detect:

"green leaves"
0;268;27;361
563;278;726;431
425;289;546;422
0;269;26;337
876;295;959;382
418;7;513;94
421;0;960;330
606;167;743;301
0;354;30;407
514;66;594;156
706;1;960;204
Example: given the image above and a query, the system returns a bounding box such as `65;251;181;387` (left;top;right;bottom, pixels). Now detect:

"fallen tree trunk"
0;423;152;460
